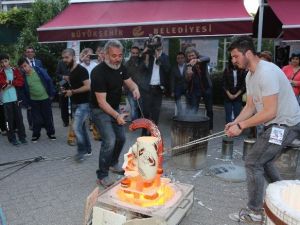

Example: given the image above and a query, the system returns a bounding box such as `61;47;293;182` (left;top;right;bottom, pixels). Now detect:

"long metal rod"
136;98;144;118
164;131;226;155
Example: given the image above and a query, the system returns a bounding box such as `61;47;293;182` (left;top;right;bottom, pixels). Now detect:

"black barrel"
171;115;210;170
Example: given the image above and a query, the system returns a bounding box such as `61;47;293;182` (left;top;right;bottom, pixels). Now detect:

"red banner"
38;21;252;42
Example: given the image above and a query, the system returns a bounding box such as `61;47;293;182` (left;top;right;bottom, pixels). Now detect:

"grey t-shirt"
246;60;300;126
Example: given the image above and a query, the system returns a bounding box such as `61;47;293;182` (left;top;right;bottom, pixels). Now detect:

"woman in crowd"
282;53;300;105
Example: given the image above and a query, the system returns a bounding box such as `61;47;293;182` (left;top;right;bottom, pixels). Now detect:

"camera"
59;79;71;92
144;34;163;56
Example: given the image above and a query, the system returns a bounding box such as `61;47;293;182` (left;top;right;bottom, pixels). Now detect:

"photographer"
185;47;213;132
141;35;170;132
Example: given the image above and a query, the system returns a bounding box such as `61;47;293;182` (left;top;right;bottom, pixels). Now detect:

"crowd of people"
1;36;300;222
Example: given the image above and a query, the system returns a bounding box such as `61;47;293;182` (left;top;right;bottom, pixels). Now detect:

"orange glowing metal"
117;119;175;207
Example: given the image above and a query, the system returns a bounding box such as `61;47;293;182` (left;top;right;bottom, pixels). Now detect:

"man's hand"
224;121;238;132
116;113;129;125
225;123;242;137
132;88;140;100
64;90;73;97
188;59;199;66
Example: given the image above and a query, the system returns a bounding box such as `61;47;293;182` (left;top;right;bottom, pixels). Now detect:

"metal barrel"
221;137;234;160
171;115;210;170
242;138;256;161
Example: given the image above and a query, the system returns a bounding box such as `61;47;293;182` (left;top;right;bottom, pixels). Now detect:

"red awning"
268;0;300;41
37;0;253;42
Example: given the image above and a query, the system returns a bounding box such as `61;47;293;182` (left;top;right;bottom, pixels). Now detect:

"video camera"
144;34;163;56
59;79;71;94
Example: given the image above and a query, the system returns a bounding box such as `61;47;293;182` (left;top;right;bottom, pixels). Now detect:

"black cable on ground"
0;155;73;182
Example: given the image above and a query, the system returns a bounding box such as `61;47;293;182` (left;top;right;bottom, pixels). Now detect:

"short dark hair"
228;36;256;55
0;53;9;61
177;51;185;57
18;57;29;67
131;46;140;51
25;46;35;51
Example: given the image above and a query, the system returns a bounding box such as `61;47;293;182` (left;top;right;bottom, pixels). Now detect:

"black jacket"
222;67;246;101
140;53;170;92
170;63;187;92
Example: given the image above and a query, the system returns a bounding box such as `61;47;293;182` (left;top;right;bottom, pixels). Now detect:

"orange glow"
116;182;175;207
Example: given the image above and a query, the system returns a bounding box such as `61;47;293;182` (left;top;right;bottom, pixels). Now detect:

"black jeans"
0;104;6;132
59;94;69;125
141;86;163;123
31;98;55;138
3;101;26;142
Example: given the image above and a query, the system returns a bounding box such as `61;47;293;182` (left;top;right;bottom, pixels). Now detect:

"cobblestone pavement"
0;101;299;225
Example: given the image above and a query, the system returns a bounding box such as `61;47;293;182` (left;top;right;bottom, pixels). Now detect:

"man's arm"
239;94;277;130
226;94;278;137
95;92;127;125
123;78;140;100
65;79;90;96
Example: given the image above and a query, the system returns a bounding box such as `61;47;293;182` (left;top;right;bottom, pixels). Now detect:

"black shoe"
20;139;28;144
31;137;39;143
11;140;21;146
63;123;69;127
48;135;56;141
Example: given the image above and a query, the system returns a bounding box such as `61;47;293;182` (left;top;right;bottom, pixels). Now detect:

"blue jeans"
92;108;125;179
245;123;300;211
127;92;139;121
73;103;91;155
224;100;242;123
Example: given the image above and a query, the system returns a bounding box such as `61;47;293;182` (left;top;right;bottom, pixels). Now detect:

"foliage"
0;8;30;29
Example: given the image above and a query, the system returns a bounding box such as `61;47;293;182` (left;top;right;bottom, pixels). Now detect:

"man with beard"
125;46;146;120
91;40;140;188
62;48;91;162
226;36;300;223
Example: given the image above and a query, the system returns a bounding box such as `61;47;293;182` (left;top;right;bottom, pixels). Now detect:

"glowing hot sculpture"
119;119;174;207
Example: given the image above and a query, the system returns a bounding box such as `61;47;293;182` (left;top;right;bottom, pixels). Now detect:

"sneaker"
84;152;92;157
19;139;28;144
74;153;85;162
48;135;56;141
1;130;7;136
11;140;21;146
229;208;264;224
97;176;115;188
31;137;39;143
109;165;125;175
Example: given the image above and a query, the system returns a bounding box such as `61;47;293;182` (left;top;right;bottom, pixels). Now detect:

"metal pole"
257;0;264;52
223;37;227;71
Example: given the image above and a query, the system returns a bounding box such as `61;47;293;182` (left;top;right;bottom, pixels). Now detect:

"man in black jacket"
170;52;187;116
140;36;170;131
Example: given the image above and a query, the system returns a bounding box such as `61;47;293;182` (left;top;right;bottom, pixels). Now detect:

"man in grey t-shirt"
225;36;300;223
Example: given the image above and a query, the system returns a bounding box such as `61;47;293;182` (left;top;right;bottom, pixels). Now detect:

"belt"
264;123;288;131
